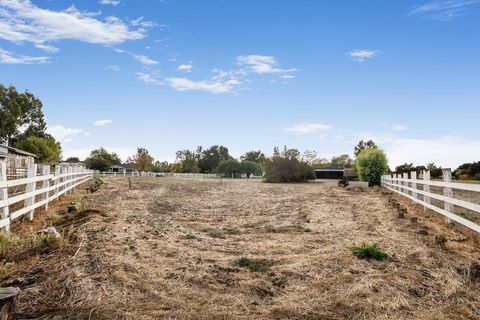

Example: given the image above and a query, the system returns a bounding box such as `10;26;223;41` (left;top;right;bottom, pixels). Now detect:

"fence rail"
381;169;480;234
0;161;93;233
96;171;220;178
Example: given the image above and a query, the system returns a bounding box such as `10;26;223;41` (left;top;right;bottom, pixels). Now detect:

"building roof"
0;144;38;158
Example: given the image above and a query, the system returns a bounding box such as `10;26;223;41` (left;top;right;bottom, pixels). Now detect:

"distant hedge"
264;157;315;183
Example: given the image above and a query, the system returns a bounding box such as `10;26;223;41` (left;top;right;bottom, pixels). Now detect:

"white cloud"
105;64;121;71
177;63;193;72
392;125;408;131
166;77;241;94
237;55;296;74
0;0;144;48
285;123;333;135
93;119;112;126
137;72;164;85
0;47;49;64
114;48;158;65
348;50;378;62
34;43;59;53
133;54;158;65
131;17;157;28
409;0;480;20
46;125;89;143
99;0;120;6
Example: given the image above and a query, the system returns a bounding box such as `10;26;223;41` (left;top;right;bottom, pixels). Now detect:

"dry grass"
2;177;480;319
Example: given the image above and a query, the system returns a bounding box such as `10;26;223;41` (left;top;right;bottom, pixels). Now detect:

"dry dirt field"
3;177;480;320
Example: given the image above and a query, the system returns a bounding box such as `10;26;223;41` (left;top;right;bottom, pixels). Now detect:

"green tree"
264;146;315;183
216;159;242;177
152;161;172;173
354;140;378;157
84;148;121;171
128;147;154;172
240;150;267;164
330;154;354;168
355;149;389;186
174;149;200;173
427;163;443;179
64;157;80;163
395;163;415;174
0;85;47;145
15;136;61;163
199;145;230;173
241;161;263;178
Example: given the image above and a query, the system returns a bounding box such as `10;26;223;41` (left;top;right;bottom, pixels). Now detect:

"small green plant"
0;262;15;279
457;212;474;221
351;243;387;260
0;234;20;260
183;234;198;240
222;227;241;235
233;257;270;273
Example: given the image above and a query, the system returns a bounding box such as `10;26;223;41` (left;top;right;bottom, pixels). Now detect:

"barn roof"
0;144;38;158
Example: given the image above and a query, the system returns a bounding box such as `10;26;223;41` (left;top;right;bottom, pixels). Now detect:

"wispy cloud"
105;64;121;71
177;63;193;73
137;72;164;85
409;0;480;20
348;49;378;62
93;119;112;126
166;77;242;94
0;48;49;64
0;1;145;47
99;0;121;6
115;48;158;65
237;55;296;74
46;125;89;143
131;17;157;28
34;43;59;53
285;123;333;135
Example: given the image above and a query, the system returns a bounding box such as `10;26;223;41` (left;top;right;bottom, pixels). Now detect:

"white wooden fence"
0;161;93;233
97;171;219;178
382;169;480;234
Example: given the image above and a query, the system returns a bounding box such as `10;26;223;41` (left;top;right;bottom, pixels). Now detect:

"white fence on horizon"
97;171;219;178
381;169;480;234
96;171;263;179
0;161;94;233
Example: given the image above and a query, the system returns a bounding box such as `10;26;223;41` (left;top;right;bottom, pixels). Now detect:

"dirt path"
6;177;480;319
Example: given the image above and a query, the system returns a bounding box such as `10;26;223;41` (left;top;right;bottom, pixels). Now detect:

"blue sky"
1;0;480;168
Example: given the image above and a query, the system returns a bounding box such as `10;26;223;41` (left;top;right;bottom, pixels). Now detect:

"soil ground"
2;177;480;320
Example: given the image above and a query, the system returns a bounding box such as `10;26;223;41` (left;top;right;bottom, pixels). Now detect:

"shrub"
264;157;315;183
216;159;242;177
240;161;263;178
233;257;270;272
351;243;387;260
455;162;480;180
355;149;389;186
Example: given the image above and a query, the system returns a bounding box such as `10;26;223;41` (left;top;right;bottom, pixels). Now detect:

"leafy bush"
455;162;480;180
240;161;263;178
264;147;315;183
233;257;270;272
216;159;242;177
355;149;389;186
15;136;61;163
351;243;387;260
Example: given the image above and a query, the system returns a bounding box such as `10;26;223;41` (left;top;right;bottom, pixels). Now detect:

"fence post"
411;171;417;203
42;165;50;210
443;168;453;224
402;172;408;195
0;160;10;233
423;170;430;211
25;162;37;221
